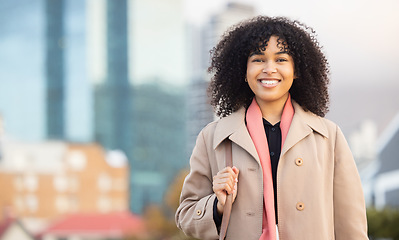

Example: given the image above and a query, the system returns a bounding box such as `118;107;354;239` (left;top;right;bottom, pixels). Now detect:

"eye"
276;58;288;62
252;58;264;63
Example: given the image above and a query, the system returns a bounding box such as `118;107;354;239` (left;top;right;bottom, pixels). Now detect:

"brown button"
296;202;305;211
196;210;202;216
295;158;303;166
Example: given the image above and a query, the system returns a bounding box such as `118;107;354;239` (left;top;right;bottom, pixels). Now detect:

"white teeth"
261;80;278;85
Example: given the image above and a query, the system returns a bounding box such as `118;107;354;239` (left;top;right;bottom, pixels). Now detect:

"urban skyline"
0;0;398;212
0;0;398;238
0;0;188;215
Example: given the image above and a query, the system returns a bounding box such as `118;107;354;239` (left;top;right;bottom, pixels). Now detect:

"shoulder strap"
219;140;233;240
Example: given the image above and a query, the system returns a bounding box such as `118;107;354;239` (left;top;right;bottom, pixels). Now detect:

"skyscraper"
94;0;132;156
129;83;187;213
92;0;135;212
90;0;188;213
45;0;65;139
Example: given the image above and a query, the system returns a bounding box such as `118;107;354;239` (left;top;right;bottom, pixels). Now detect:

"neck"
255;94;289;125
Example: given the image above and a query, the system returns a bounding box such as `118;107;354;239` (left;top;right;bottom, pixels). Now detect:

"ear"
293;71;299;79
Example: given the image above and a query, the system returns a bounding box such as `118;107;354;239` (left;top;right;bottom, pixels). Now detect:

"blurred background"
0;0;398;239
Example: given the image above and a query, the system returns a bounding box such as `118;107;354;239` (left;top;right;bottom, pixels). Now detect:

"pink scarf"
246;95;294;240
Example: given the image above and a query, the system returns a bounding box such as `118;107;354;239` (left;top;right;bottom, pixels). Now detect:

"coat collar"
281;101;329;156
213;100;329;158
212;107;260;162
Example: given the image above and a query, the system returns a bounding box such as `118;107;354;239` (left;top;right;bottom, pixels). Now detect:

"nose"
262;62;277;74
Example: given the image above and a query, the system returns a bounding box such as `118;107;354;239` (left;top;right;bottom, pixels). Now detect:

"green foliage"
367;207;399;240
125;169;197;240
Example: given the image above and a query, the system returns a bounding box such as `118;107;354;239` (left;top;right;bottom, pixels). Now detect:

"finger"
222;167;238;183
218;167;236;176
232;166;239;178
214;181;233;194
213;188;229;199
224;183;233;194
213;180;234;194
232;182;238;203
219;174;235;184
213;191;226;207
214;177;236;192
214;172;236;184
216;167;229;175
213;184;226;195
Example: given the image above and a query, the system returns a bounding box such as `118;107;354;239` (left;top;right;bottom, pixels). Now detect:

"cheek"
282;65;295;79
246;64;259;78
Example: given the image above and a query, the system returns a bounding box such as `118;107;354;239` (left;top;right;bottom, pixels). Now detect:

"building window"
53;175;68;192
55;195;69;213
25;194;38;213
97;173;111;192
97;196;111;213
67;150;87;171
24;174;38;192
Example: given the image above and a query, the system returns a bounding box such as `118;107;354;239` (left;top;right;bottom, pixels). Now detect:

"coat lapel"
281;101;329;157
213;108;260;164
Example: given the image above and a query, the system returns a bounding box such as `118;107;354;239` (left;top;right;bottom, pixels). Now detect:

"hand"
212;166;239;215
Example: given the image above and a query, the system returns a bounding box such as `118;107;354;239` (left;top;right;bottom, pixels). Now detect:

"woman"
175;16;368;240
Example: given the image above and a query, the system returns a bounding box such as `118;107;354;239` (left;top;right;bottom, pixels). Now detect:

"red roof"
40;212;146;237
0;217;14;237
0;217;33;239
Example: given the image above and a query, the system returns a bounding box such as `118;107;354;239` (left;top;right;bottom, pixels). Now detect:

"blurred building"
0;0;46;141
0;115;4;160
45;0;65;140
349;120;377;169
0;216;34;240
93;0;132;159
0;0;91;142
90;0;188;213
361;112;399;209
38;212;146;240
1;0;188;215
0;140;129;234
186;3;256;154
185;21;214;156
129;83;187;213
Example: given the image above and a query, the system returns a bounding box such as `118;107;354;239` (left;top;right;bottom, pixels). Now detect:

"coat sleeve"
175;129;220;239
333;125;369;239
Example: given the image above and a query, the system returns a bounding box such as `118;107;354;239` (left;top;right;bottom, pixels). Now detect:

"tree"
367;207;399;240
140;169;196;240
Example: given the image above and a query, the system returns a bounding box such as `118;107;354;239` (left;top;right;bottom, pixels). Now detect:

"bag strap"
219;140;233;240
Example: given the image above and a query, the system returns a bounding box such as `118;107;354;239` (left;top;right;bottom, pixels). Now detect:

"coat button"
295;158;303;166
196;210;202;216
296;202;305;211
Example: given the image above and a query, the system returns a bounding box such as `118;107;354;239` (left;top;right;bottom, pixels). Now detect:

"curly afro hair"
208;16;330;117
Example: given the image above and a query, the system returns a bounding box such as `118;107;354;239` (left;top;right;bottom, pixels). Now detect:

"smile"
258;79;280;87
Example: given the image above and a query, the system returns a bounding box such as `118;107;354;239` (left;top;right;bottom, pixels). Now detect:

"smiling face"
246;35;296;108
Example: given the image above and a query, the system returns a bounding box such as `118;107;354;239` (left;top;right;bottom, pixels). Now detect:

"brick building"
0;141;129;234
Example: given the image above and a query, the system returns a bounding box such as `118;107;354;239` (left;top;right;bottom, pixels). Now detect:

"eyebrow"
276;51;289;55
249;51;290;57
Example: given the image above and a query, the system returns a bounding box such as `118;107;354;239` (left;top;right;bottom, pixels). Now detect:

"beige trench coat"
176;101;368;240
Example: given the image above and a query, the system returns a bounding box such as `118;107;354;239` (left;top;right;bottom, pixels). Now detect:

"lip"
258;78;281;88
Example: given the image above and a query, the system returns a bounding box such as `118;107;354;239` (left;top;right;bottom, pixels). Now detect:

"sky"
130;0;187;85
